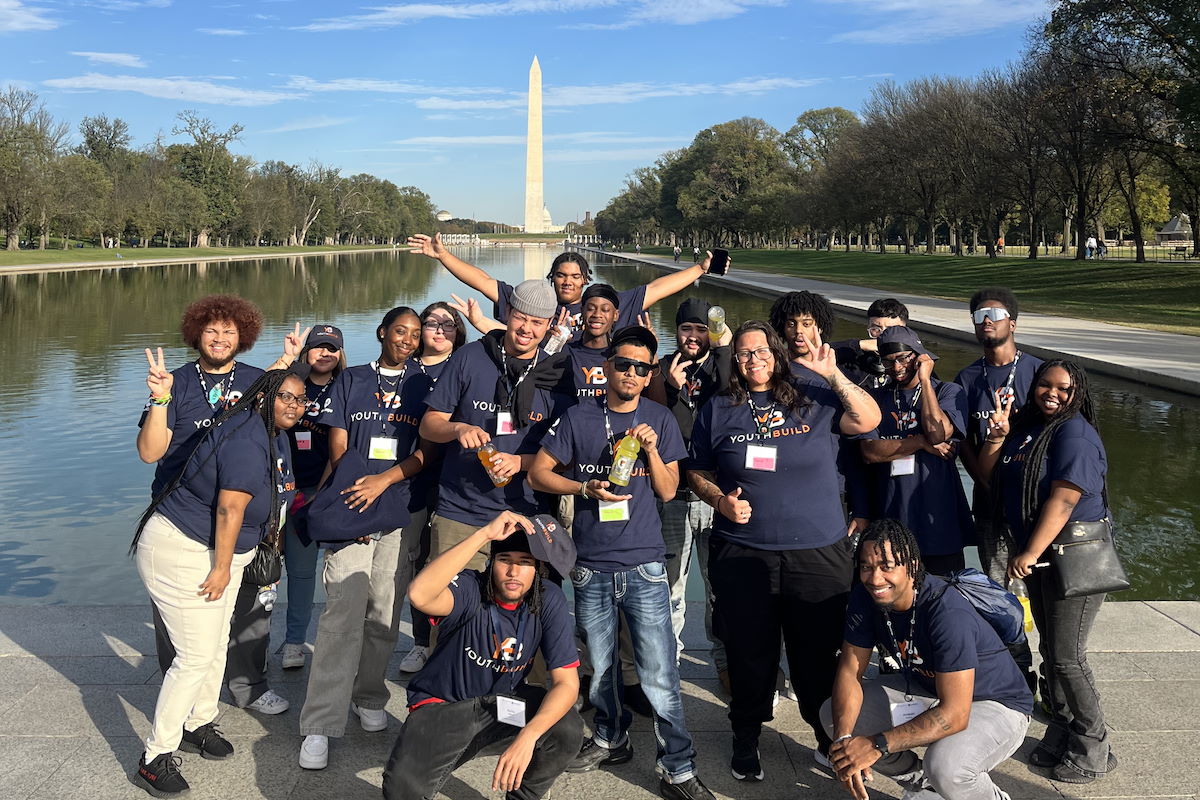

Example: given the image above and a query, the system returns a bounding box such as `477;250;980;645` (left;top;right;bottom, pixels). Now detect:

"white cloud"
260;115;354;134
79;0;170;10
295;0;780;32
197;27;247;35
0;0;57;32
284;75;504;96
43;73;302;106
70;51;147;68
390;131;687;146
825;0;1050;44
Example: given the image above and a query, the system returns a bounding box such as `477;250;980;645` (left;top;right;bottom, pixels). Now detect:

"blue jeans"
571;561;697;783
283;495;320;645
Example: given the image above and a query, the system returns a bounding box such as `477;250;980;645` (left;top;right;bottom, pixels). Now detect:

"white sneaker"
281;643;306;670
398;645;429;673
350;703;387;732
901;789;945;799
247;689;290;715
299;734;328;770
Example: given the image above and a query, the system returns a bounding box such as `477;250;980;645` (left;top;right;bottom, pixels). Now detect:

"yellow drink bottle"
608;435;641;487
707;306;727;344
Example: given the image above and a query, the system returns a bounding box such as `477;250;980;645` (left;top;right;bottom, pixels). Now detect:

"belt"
675;488;701;502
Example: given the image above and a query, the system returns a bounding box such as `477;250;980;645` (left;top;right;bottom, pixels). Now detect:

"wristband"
579;481;590;498
833;734;853;744
984;437;1004;444
149;393;172;406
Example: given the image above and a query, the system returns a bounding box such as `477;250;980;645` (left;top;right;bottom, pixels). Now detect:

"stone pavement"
580;249;1200;397
0;599;1197;800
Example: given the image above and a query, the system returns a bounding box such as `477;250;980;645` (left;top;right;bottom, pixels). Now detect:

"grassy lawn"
0;243;396;268
639;247;1200;336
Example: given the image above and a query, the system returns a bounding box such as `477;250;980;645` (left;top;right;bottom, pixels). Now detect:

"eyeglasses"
972;308;1011;325
881;351;916;367
866;324;885;337
276;391;309;408
735;347;773;363
423;319;458;333
610;356;655;377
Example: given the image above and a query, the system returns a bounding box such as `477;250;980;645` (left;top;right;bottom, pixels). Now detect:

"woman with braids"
686;320;880;783
398;301;467;674
978;359;1116;784
130;368;305;798
298;306;433;772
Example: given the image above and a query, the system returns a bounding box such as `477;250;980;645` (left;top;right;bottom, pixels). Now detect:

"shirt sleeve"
538;587;581;670
540;409;576;467
433;570;483;632
843;584;878;649
685;401;717;472
1047;419;1105;495
426;352;468;414
924;598;980;674
937;381;969;441
326;371;350;431
494;281;514;321
655;408;689;465
216;433;267;495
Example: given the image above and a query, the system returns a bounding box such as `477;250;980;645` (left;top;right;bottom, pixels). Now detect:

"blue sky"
3;0;1051;225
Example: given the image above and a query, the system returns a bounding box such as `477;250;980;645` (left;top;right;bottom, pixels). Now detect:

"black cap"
675;297;711;326
582;283;620;309
491;514;576;579
305;324;344;351
877;326;938;361
607;325;658;358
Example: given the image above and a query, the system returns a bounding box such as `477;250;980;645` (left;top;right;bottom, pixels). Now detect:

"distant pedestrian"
673;245;681;262
1085;235;1097;259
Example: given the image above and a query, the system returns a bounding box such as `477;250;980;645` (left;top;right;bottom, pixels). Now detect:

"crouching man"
822;519;1032;800
383;511;583;800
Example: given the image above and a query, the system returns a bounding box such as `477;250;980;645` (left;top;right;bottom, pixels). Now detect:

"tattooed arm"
829;369;881;435
886;669;974;749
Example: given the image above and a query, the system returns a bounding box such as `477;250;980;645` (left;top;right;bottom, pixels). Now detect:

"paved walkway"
0;600;1196;800
580;249;1200;397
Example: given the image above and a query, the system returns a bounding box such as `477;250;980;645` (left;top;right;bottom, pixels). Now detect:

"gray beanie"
509;279;558;320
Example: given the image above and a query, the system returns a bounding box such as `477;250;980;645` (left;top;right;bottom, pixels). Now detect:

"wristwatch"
872;733;890;756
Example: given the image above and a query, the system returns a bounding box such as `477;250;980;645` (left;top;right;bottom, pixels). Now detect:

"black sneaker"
179;722;234;760
658;775;716;800
623;682;653;718
566;737;634;773
730;735;763;781
132;752;190;798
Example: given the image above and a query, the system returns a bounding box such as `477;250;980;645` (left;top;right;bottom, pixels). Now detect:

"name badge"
891;454;916;477
890;698;932;726
745;444;778;472
295;431;313;451
496;694;527;728
496;411;515;436
598;499;631;523
369;436;399;461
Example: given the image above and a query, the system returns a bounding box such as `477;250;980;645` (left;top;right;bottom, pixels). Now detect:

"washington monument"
523;56;545;234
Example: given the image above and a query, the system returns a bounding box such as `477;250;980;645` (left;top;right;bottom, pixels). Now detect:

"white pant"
136;513;255;758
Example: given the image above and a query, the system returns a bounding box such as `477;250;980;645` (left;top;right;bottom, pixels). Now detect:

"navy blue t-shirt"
406;355;452;514
663;347;732;445
542;398;687;571
425;340;573;525
996;414;1109;547
326;362;427;523
157;414;296;553
687;382;847;550
406;570;579;707
565;341;609;401
140;361;265;497
954;352;1044;447
287;375;336;489
495;281;647;341
844;577;1033;714
865;379;974;556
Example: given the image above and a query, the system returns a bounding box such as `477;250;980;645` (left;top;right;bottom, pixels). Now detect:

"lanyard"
498;346;539;411
881;605;918;700
747;392;777;441
306;377;332;418
487;603;530;695
892;383;923;430
601;401;640;458
981;351;1021;401
374;361;406;437
195;361;236;409
679;359;709;410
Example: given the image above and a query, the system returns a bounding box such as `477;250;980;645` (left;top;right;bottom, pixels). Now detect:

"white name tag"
598;499;631;523
295;431;313;451
496;411;515;436
890;698;932;726
891;454;916;477
369;436;398;461
745;444;778;472
496;694;527;727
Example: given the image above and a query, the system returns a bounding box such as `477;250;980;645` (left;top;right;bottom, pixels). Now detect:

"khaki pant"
136;514;255;758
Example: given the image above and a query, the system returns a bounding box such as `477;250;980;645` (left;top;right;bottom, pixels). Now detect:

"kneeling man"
823;519;1032;800
383;511;583;800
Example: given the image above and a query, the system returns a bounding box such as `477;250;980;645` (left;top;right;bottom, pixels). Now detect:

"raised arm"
408;511;532;617
915;356;953;444
407;233;500;303
136;347;175;463
642;251;712;308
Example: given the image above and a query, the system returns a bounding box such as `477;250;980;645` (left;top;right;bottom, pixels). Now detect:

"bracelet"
984;437;1004;444
149;393;172;406
833;734;853;744
578;481;590;498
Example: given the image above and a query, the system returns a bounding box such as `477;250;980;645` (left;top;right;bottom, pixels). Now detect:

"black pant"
153;580;271;707
708;536;853;751
383;684;583;800
923;550;966;578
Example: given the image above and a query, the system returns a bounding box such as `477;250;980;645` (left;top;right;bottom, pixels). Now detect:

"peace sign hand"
987;388;1015;439
283;323;311;363
145;347;174;399
793;329;839;381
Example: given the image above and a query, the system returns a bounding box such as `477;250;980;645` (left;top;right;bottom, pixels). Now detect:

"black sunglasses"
611;356;655;377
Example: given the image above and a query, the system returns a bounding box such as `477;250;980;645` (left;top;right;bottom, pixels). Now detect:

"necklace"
195;361;236;408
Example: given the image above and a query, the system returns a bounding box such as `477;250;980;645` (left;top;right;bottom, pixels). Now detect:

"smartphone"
709;248;730;276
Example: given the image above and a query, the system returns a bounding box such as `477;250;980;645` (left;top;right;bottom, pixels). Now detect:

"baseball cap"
491;513;576;579
877;326;939;361
607;325;658;358
305;324;343;351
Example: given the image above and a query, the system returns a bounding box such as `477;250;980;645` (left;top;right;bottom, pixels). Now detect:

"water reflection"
0;249;1195;603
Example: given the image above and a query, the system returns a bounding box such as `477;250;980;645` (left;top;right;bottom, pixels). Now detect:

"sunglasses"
972;308;1011;325
423;319;458;333
610;356;655;377
277;390;310;408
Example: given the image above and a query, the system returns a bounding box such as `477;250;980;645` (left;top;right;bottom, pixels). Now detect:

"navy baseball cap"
607;325;658;358
491;514;576;579
877;326;938;361
305;324;344;351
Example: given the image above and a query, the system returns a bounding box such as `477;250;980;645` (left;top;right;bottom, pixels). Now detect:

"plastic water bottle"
1009;579;1034;633
608;435;641;486
543;324;570;355
707;306;727;344
257;584;277;612
477;442;511;487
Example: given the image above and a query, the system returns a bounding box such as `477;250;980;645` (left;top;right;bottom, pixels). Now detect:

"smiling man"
822;519;1032;800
